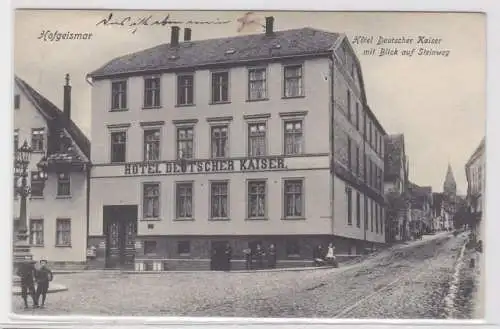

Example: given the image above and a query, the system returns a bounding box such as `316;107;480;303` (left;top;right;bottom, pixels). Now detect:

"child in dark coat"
35;260;53;307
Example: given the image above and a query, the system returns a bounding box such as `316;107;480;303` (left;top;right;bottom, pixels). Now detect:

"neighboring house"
407;183;433;234
13;75;90;267
465;138;485;239
86;17;387;271
432;192;445;231
384;134;410;242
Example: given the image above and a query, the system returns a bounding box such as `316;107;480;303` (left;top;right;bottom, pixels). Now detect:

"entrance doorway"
103;205;137;269
210;240;228;271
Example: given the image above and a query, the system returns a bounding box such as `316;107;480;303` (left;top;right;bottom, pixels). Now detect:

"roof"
89;27;341;79
384;134;405;181
14;76;90;162
465;137;485;168
408;182;432;208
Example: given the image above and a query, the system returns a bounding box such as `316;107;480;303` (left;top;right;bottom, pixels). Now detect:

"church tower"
443;163;457;196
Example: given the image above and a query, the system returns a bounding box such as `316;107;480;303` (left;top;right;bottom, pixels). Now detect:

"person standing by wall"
16;262;37;309
35;259;53;308
267;244;277;269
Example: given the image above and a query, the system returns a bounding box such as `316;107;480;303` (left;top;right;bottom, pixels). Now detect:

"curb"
12;283;68;296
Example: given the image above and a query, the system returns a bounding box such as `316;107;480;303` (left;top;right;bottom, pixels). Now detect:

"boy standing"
35;259;53;308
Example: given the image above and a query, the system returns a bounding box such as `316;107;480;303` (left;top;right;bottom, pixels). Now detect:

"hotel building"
13;75;90;267
86;18;387;270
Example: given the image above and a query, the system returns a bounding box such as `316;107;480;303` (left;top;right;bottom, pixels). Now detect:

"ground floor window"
210;181;229;219
247;180;267;219
176;182;193;219
283;179;304;218
29;218;43;246
56;218;71;246
143;240;157;255
177;241;191;256
285;238;300;257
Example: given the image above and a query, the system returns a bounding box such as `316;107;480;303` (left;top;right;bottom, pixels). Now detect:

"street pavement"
12;231;476;319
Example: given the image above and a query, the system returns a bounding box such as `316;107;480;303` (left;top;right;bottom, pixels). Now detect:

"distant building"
408;183;433;234
86;18;387;271
465;138;485;239
13;75;90;267
384;134;410;242
442;164;458;227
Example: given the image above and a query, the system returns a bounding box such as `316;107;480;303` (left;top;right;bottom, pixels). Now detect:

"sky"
13;10;486;195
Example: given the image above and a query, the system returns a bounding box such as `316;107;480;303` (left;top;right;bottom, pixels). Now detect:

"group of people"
16;259;53;309
243;243;277;270
313;242;338;267
210;243;278;271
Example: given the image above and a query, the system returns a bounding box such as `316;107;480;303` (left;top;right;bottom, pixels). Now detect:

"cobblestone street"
12;232;477;319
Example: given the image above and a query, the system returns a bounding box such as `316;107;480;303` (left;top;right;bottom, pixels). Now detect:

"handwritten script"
96;12;231;34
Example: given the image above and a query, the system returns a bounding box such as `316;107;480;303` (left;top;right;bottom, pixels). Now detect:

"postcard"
11;9;486;320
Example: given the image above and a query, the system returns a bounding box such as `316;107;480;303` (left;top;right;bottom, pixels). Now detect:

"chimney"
63;74;71;121
184;28;192;42
171;26;180;46
265;16;274;36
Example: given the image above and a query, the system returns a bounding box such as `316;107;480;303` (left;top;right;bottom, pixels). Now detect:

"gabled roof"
384;134;405;181
88;27;341;79
14;76;90;162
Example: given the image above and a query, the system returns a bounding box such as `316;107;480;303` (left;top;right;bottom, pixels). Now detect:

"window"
283;65;303;98
367;159;371;186
375;203;379;233
177;74;194;105
380;207;384;233
143;129;161;161
347;89;351;120
30;171;45;197
14;94;20;109
56;219;71;246
369;121;373;145
111;80;127;110
29;219;43;246
379;135;383;156
364;197;368;230
211;71;229;103
355;146;360;177
177;241;191;255
248;180;266;219
370;200;374;232
248;122;266;156
248;68;267;100
176;182;193;219
177;127;194;159
14;130;19;151
284;120;303;155
285;238;300;257
347;136;352;170
346;186;352;225
356;192;361;228
143;241;157;255
211;125;228;158
31;128;44;152
110;131;126;163
144;77;161;108
356;103;360;130
57;172;71;196
284;179;303;218
143;183;160;219
211;181;228;219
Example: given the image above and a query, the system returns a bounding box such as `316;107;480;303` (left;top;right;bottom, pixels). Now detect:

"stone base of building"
86;234;381;271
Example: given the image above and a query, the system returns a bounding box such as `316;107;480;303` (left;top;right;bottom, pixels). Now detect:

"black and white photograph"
9;9;487;320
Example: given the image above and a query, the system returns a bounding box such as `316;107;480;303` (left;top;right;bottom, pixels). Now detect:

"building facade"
13;75;90;267
465;138;485;240
408;183;433;235
384;134;410;242
86;19;386;271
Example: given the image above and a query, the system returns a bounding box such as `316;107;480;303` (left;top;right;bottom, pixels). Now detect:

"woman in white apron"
325;243;338;267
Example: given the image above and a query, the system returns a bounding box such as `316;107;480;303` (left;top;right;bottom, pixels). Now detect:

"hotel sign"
123;157;287;175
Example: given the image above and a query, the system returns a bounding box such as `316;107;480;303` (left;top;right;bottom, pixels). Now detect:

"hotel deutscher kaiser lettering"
12;10;486;320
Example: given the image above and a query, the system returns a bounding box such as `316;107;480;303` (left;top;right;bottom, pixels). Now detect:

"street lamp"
13;141;48;285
